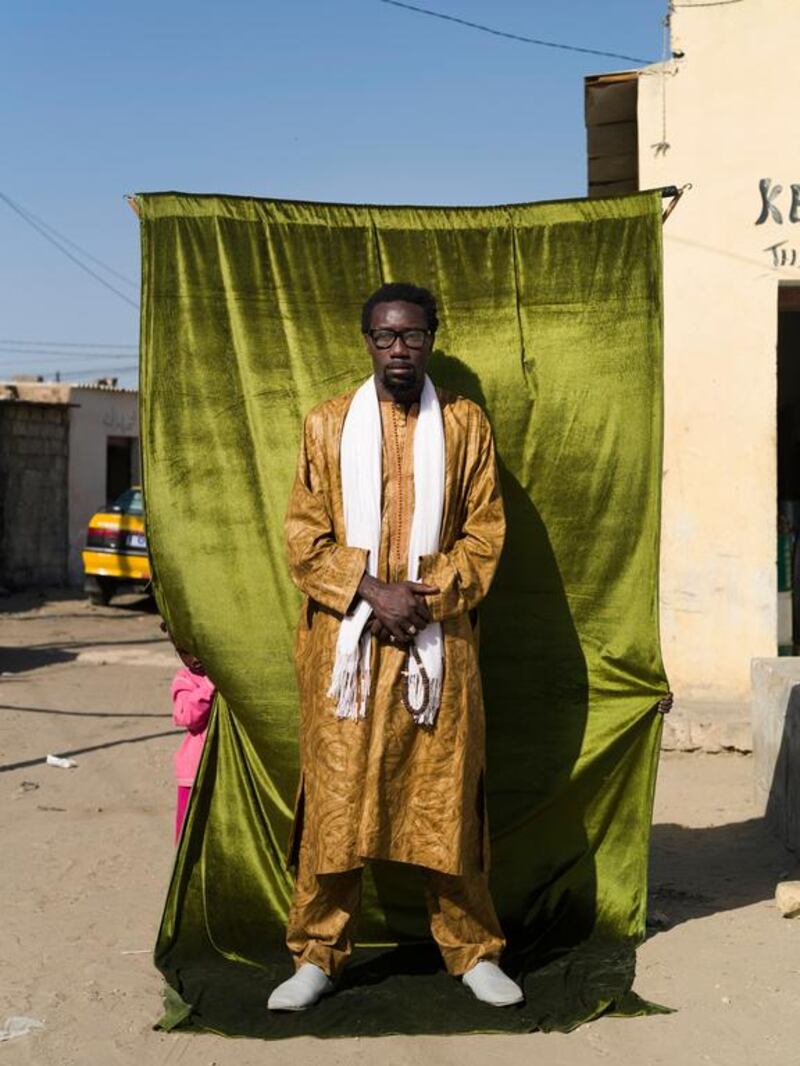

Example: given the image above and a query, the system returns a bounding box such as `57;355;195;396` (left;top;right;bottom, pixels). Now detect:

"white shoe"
462;960;524;1006
267;963;333;1011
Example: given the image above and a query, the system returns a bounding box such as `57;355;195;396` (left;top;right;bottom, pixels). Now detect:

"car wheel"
85;575;116;606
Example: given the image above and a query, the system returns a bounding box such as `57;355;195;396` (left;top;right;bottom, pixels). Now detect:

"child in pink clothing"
164;624;216;841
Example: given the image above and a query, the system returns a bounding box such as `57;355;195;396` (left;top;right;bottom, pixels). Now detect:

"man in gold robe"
269;282;523;1011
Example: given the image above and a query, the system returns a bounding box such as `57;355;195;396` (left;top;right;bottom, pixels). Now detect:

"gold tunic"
284;383;505;876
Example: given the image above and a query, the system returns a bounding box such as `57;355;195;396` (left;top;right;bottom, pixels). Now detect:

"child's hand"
656;692;674;715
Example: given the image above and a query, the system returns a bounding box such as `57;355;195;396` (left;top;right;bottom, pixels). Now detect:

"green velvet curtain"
139;190;669;1038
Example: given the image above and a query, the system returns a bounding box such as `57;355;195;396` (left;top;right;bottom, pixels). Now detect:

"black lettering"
765;240;788;267
756;178;783;225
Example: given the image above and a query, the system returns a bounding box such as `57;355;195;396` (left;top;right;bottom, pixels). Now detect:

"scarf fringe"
328;643;370;721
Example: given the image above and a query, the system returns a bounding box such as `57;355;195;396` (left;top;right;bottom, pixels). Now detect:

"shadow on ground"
0;588;156;617
0;635;169;673
0;703;172;720
111;594;158;614
0;727;181;774
647;816;800;933
0;646;79;672
0;588;85;615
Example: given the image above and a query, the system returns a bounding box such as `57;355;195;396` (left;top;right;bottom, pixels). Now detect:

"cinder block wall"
0;402;69;587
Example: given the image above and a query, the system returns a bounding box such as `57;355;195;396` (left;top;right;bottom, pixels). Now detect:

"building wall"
0;402;69;587
635;0;800;702
67;386;140;584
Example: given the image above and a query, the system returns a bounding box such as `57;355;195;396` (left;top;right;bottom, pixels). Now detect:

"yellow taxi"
82;486;151;605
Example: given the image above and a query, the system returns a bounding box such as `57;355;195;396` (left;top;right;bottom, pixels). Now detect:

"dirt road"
1;590;799;1065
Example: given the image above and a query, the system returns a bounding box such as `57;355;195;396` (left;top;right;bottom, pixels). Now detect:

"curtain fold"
139;190;669;1037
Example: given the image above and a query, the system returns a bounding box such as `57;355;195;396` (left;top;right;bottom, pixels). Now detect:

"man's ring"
408;625;417;636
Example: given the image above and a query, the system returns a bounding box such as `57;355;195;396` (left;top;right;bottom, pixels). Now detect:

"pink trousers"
175;785;192;842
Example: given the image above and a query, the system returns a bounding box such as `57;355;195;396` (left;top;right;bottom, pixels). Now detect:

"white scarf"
327;374;445;725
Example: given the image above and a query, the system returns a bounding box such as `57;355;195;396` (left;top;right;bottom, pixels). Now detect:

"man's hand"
369;617;406;646
358;574;438;645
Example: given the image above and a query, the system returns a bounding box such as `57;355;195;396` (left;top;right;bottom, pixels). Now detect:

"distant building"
0;377;139;588
586;1;800;720
0;386;71;587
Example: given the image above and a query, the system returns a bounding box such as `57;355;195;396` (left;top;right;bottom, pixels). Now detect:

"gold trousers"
286;849;505;978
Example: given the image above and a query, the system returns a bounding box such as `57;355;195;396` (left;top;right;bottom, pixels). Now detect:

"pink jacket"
172;668;216;786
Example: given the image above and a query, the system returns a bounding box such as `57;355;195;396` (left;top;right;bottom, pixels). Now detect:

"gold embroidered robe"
284;383;505;876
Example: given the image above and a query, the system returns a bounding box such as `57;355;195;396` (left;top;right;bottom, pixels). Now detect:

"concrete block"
13;438;44;457
752;658;800;855
586;77;637;127
587;120;637;158
660;699;751;752
586;152;638;184
775;881;800;917
588;179;638;198
779;591;793;650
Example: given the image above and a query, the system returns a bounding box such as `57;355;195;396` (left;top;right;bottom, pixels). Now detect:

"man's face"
363;300;433;401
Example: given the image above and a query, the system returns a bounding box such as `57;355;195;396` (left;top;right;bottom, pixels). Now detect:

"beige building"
65;383;140;583
1;379;139;586
587;0;800;734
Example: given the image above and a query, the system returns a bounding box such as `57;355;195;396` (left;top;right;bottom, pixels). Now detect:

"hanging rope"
650;5;674;156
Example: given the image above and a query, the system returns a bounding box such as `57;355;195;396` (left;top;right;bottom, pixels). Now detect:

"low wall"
661;699;751;753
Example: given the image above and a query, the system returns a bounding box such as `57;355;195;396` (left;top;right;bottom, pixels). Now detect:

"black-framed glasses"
367;328;431;350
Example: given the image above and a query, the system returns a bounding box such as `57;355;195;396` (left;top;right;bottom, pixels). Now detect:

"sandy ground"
2;590;800;1066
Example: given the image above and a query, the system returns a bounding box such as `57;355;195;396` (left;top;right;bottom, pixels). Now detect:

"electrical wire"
0;340;140;384
0;339;136;350
0;198;137;289
0;193;139;310
47;364;139;376
672;1;742;7
0;347;136;361
0;364;138;379
379;0;652;64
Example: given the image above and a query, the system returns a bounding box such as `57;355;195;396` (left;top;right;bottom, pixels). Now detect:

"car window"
111;488;144;515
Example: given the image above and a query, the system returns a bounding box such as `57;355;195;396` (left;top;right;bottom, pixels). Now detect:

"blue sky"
0;0;667;386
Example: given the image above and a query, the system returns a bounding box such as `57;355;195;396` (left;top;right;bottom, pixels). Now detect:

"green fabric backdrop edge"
137;189;670;1038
